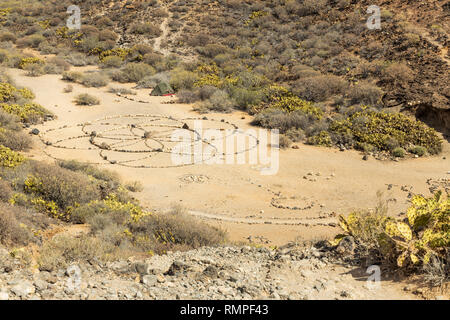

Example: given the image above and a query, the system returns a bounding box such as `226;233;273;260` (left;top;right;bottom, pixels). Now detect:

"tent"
150;82;175;96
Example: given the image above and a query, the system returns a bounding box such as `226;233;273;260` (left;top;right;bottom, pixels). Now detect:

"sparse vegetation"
74;93;100;106
333;191;449;283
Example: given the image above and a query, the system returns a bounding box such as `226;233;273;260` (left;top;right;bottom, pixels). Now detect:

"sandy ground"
7;67;450;246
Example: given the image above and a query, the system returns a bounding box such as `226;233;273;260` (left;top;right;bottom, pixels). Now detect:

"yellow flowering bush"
330;109;442;154
0;82;35;102
99;48;133;62
0;102;49;122
18;57;44;70
0;145;25;167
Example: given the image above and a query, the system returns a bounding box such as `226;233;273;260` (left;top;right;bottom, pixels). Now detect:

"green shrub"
334;191;449;279
0;103;51;123
330;109;442;154
392;147;406;158
409;146;427;157
0;145;25;168
170;69;198;90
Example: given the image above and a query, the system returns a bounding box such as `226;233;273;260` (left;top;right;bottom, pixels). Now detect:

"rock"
203;265;219;279
33;279;49;292
142;275;158;287
132;262;149;276
336;236;355;255
362;155;369;161
111;261;129;274
166;261;188;276
11;281;35;297
182;123;189;130
292;145;299;149
156;274;165;283
0;291;9;300
30;128;40;135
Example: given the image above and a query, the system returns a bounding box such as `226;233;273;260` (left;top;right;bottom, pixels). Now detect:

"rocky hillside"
0;243;435;300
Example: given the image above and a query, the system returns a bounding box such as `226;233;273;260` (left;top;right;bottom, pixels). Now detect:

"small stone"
142;275;158;287
10;281;35;297
203;266;219;279
156;274;165;283
292;145;299;149
132;262;149;276
362;155;369;161
30;128;40;135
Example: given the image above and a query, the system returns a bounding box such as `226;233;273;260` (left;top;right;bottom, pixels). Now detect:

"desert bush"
63;84;73;93
170;69;199;90
107;87;135;95
252;109;315;133
22;161;101;211
23;63;45;77
0;203;33;245
1;102;52;123
62;71;83;82
409;146;427;157
16;34;45;48
285;128;306;142
348;82;383;106
278;135;293;149
135;72;169;88
198;90;234;113
0;145;25;168
142;52;164;67
113;63;155;83
0;128;32;151
98;30;118;42
129;22;162;37
62;52;91;66
231;88;263;110
80;72;110;88
330;109;442;154
129;206;226;252
124;181;144;193
0;180;13;202
38;235;119;271
0;32;16;43
177;89;199;103
74;93;100;106
293;75;347;102
334;191;449;276
100;55;123;68
381;62;414;84
392;147;406;158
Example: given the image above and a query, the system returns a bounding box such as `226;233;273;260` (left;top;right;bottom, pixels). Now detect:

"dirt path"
7;68;450;246
153;7;170;55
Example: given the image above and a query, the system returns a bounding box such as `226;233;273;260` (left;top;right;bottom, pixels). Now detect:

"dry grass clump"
74;93;100;106
38;235;120;271
0;203;33;246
